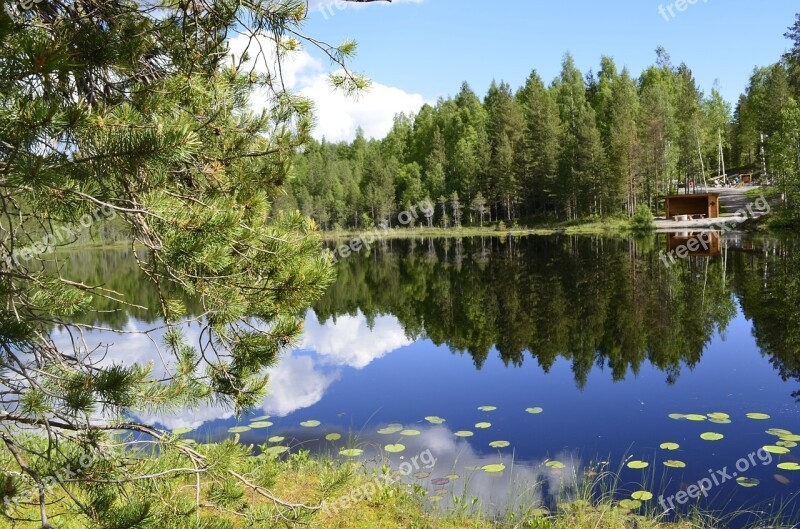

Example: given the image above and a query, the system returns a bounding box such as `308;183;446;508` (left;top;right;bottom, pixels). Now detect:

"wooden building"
664;193;720;220
666;232;721;257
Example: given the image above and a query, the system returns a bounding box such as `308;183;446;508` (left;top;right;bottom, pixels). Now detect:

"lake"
54;234;800;525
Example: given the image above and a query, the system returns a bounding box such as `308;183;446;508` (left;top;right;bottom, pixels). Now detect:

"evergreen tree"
0;0;365;525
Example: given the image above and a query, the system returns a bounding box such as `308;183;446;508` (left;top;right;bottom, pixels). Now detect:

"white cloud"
260;354;340;416
300;309;412;368
300;73;426;142
225;32;426;142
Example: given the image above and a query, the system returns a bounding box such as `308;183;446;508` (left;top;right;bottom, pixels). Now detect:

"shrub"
630;205;656;231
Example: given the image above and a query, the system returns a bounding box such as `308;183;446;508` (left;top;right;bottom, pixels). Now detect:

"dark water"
54;235;800;524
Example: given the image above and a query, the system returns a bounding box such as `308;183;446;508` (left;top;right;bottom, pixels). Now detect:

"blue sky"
293;0;798;141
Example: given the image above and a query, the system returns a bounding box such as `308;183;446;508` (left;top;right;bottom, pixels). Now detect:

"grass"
321;217;641;243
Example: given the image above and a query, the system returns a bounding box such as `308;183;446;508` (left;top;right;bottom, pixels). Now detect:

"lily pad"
300;420;321;428
707;412;730;420
777;463;800;471
763;445;790;455
425;416;446;424
475;422;492;429
384;443;406;453
446;474;460;481
414;471;431;479
627;461;649;469
779;434;800;442
227;426;251;433
774;474;791;485
668;413;686;420
767;428;793;437
400;429;421;436
700;432;724;441
172;427;194;436
339;448;364;458
684;414;707;422
250;415;271;422
249;421;273;428
526;407;544;414
631;491;653;501
777;441;798;448
709;418;732;424
264;446;289;457
736;477;760;488
489;440;510;448
663;460;687;468
268;436;285;443
481;464;506;473
618;499;642;510
478;406;497;412
454;431;474;437
660;442;680;451
378;425;403;435
325;433;342;441
746;413;771;420
431;477;451;486
545;461;565;469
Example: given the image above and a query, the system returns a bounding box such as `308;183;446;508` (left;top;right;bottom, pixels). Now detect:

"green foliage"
630;205;656;232
0;0;362;526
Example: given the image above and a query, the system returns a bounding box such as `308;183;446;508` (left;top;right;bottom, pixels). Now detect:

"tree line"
281;14;800;229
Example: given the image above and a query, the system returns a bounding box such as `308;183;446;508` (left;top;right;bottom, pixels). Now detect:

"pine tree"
0;0;366;526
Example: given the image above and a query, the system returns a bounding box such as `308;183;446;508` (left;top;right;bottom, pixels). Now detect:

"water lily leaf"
779;434;800;442
627;461;649;469
414;471;431;479
268;436;285;443
709;418;732;424
767;428;793;437
777;441;798;448
684;414;707;421
250;415;271;422
526;407;544;414
631;491;653;501
172;427;194;436
736;477;760;488
325;433;342;441
660;442;680;451
446;474;460;481
454;431;474;437
265;446;289;457
339;448;364;457
618;499;642;510
300;420;320;428
227;426;251;433
763;445;790;455
481;464;506;473
777;463;800;471
664;460;687;468
489;440;510;448
774;474;791;485
668;413;686;420
478;406;497;412
400;429;421;436
434;488;449;495
425;416;446;424
377;426;403;435
475;422;491;429
249;421;273;428
545;461;565;469
431;477;451;486
700;432;724;441
384;443;406;453
707;412;730;420
429;495;443;502
746;413;770;420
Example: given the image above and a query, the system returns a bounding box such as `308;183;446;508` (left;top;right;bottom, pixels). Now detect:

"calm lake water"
56;234;800;524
